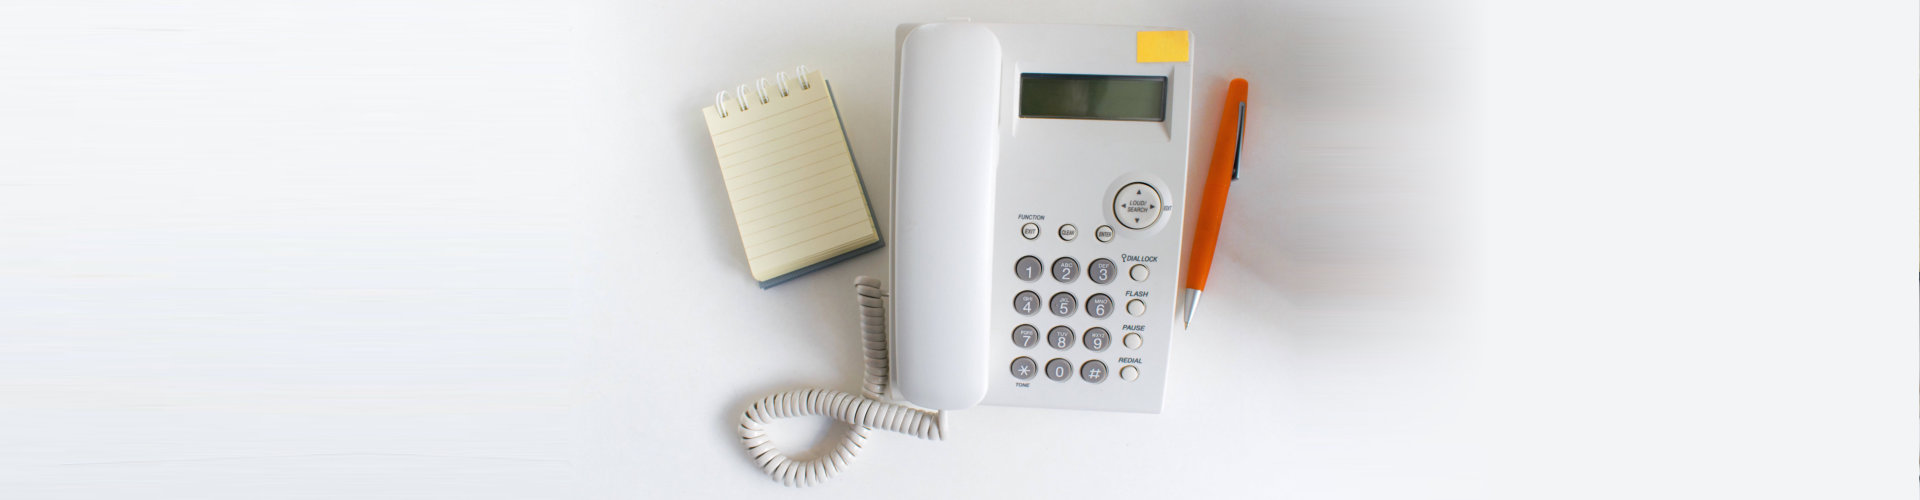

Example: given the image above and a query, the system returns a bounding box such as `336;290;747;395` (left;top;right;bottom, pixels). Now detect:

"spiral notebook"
701;67;882;288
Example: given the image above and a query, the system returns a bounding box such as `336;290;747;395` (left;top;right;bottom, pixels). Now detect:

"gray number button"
1045;358;1072;382
1013;291;1040;316
1088;258;1117;284
1049;292;1077;317
1047;325;1074;350
1079;359;1108;383
1014;256;1043;282
1085;293;1114;319
1083;327;1111;352
1010;357;1037;380
1011;324;1039;348
1051;257;1079;283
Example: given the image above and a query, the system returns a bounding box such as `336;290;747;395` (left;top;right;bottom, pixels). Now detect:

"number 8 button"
1047;326;1074;350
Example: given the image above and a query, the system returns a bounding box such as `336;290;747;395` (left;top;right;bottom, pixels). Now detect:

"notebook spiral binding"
713;65;812;118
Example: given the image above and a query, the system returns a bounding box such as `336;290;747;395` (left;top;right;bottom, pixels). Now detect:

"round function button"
1095;225;1115;242
1058;224;1078;241
1079;360;1108;383
1044;358;1072;382
1112;182;1162;230
1013;291;1041;316
1126;299;1146;316
1123;333;1143;349
1119;365;1140;381
1014;256;1043;282
1051;257;1079;283
1011;324;1039;348
1021;222;1040;240
1010;357;1038;380
1048;292;1077;317
1129;264;1149;281
1083;327;1111;352
1047;326;1074;350
1088;258;1117;284
1085;293;1114;319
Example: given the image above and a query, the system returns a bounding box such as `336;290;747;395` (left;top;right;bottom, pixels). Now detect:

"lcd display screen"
1018;74;1167;121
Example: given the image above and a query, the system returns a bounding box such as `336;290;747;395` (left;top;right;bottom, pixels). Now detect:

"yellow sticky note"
1136;30;1190;63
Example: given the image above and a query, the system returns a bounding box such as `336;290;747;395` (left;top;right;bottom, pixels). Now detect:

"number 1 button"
1014;256;1042;282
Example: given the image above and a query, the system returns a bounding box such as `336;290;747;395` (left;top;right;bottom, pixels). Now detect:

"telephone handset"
891;22;1002;411
737;22;1194;487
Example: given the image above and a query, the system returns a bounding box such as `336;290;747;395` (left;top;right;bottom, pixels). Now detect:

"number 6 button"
1085;293;1113;319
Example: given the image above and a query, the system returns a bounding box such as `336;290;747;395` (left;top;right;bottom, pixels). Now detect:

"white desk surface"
2;1;1475;498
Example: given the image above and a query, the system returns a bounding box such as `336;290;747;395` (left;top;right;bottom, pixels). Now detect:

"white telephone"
737;22;1194;487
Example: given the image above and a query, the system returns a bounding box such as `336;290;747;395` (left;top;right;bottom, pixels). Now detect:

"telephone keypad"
1008;247;1150;389
1014;256;1043;282
1044;358;1072;382
1048;292;1077;316
1012;324;1039;348
1047;326;1074;350
1013;291;1040;316
1050;257;1079;283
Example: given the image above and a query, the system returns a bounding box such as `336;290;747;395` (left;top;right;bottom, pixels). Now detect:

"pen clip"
1231;101;1246;180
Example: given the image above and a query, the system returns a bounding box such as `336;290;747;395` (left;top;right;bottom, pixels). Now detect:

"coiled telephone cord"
736;277;946;487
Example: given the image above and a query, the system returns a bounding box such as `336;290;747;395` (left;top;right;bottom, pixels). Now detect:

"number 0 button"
1013;291;1040;316
1014;256;1042;282
1045;358;1072;382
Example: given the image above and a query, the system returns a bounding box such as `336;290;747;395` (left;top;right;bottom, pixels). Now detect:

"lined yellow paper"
702;70;879;283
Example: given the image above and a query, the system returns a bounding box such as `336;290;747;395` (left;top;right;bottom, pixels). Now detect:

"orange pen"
1182;78;1248;328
